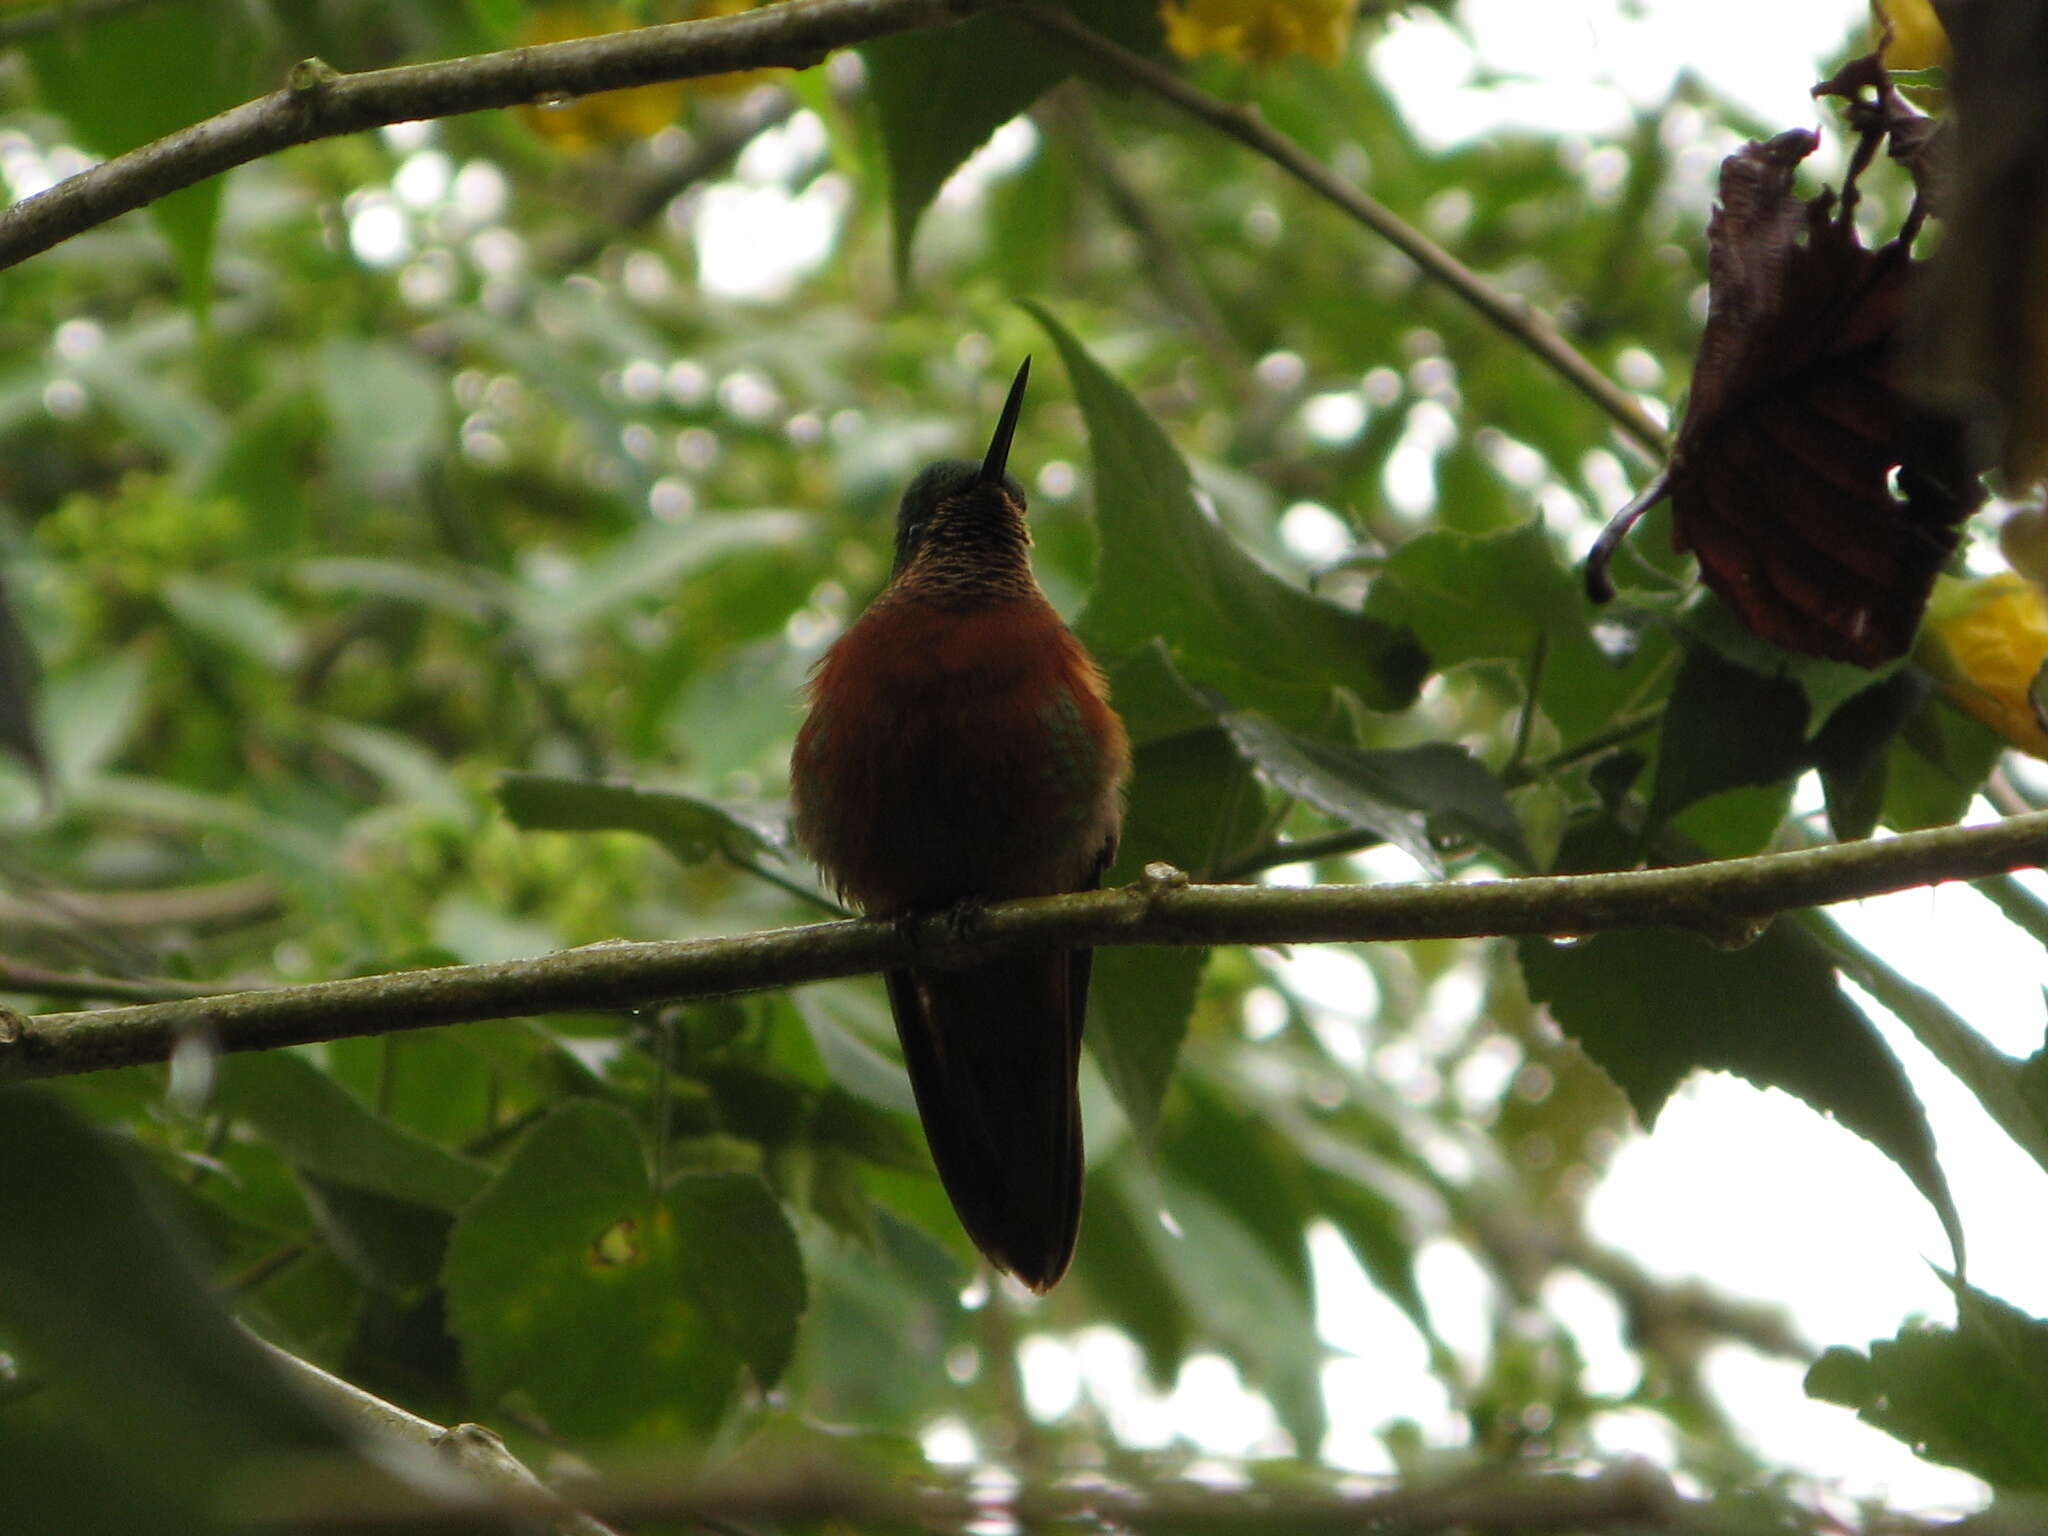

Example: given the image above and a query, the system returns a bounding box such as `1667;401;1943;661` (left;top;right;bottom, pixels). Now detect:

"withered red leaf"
1589;98;1983;668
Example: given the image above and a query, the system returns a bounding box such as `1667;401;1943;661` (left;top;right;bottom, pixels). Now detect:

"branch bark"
7;810;2048;1082
0;0;995;273
255;1339;621;1536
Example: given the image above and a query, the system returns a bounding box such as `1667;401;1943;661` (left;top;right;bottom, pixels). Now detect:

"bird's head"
893;358;1033;575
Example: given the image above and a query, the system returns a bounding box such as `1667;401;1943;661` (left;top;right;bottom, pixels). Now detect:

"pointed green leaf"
0;1087;349;1492
1519;819;1962;1268
1807;1280;2048;1491
1683;592;1898;736
1364;519;1669;742
1088;727;1267;1136
1649;642;1808;826
214;1052;492;1212
1033;302;1427;723
0;565;46;786
864;0;1163;278
25;1;258;303
317;338;450;497
499;771;784;864
1221;710;1534;872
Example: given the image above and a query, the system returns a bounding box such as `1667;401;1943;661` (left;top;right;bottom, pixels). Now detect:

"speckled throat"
894;493;1039;606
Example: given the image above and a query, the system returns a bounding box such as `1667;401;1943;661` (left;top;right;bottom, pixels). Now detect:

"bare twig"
255;1339;621;1536
0;956;232;1004
0;875;282;933
1016;4;1671;458
0;0;998;273
0;0;162;42
8;810;2048;1082
233;1446;1699;1533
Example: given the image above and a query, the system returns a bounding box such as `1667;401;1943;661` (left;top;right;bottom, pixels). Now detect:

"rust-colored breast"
791;594;1129;915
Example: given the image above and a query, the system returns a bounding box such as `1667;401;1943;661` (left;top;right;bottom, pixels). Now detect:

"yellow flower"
1871;0;1948;72
1161;0;1351;66
518;1;770;151
1920;572;2048;758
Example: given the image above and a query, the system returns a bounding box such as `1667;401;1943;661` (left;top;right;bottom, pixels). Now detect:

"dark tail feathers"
886;950;1089;1290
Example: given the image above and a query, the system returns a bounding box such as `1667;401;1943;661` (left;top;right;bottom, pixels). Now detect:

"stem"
8;809;2048;1082
1016;5;1671;458
0;0;1002;273
0;957;234;1003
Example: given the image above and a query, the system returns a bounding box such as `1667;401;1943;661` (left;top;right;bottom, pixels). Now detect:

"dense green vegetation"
3;2;2045;1531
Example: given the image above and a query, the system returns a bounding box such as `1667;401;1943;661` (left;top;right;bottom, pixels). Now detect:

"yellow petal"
1872;0;1949;72
1922;573;2048;758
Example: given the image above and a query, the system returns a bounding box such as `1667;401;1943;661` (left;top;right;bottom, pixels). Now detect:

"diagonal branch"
1015;4;1671;458
0;0;996;272
6;810;2047;1083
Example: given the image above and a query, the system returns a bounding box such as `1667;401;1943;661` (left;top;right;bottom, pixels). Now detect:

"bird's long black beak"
977;357;1031;486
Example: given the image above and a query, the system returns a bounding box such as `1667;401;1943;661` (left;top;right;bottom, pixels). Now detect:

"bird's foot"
934;896;989;942
892;899;986;953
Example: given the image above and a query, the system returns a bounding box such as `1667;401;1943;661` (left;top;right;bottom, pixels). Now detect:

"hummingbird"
790;359;1130;1291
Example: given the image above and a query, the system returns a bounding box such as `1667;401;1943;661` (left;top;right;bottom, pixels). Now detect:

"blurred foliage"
1;0;2045;1529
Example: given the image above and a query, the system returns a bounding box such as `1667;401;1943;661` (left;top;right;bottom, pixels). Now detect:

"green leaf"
1107;639;1219;748
1809;912;2048;1184
161;574;303;669
1882;694;2005;831
1088;727;1268;1135
1161;1074;1313;1299
1518;818;1962;1267
1813;671;1926;841
299;1176;451;1294
214;1052;492;1212
1147;1171;1328;1451
1683;593;1897;735
1074;1165;1193;1380
791;986;919;1115
509;512;808;636
1220;710;1534;873
864;0;1163;278
1364;519;1668;742
1807;1280;2048;1491
1032;302;1428;723
0;1087;350;1493
0;566;46;785
1649;642;1807;826
444;1101;805;1440
498;771;784;864
317;338;451;497
25;0;258;302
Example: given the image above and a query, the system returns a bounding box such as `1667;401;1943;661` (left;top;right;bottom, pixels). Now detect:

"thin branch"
0;955;233;1003
0;874;282;933
254;1339;622;1536
0;0;161;42
8;810;2048;1082
0;0;997;273
1016;4;1671;458
233;1448;1704;1533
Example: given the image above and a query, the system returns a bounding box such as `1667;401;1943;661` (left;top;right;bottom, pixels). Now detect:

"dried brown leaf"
1590;76;1982;667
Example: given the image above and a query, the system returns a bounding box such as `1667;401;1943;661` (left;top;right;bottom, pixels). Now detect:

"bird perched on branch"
790;359;1130;1291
